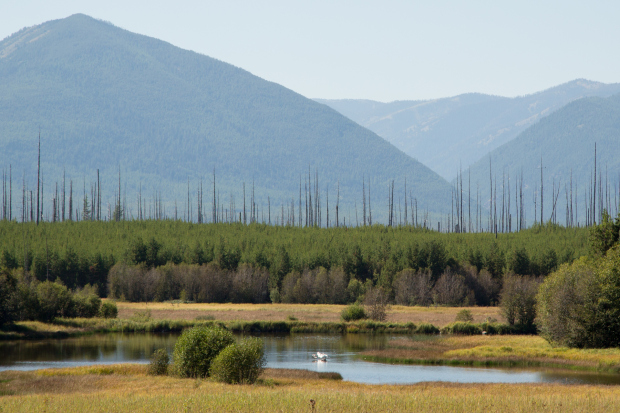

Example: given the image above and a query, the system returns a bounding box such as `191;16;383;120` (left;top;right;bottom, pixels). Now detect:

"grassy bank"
361;335;620;373
1;317;421;339
1;303;506;340
0;364;618;412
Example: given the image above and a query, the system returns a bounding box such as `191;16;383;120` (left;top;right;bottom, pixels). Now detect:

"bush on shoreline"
340;304;366;321
210;337;266;384
148;348;169;376
173;325;234;378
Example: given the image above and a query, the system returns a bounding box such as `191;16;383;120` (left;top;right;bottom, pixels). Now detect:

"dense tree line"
105;260;539;310
0;270;117;326
0;221;583;306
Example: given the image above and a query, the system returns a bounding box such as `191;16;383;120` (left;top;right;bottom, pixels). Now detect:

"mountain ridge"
0;14;453;223
464;92;620;228
317;79;620;179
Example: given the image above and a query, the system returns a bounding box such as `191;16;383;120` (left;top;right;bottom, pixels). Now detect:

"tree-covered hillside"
0;14;452;224
318;80;620;180
465;93;620;229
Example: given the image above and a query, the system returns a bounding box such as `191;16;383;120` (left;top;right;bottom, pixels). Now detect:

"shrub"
537;249;620;348
455;309;474;322
99;301;118;318
210;337;266;384
71;285;101;318
416;323;439;335
148;348;169;376
341;304;366;321
36;281;73;322
441;322;482;335
173;325;234;378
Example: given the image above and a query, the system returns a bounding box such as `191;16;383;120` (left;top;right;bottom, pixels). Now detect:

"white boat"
312;352;328;361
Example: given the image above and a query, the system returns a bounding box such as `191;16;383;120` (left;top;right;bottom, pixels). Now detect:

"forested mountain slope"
465;93;620;229
0;14;452;223
317;80;620;180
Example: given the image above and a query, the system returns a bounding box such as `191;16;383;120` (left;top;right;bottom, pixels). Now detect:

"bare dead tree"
36;131;40;225
9;165;11;221
468;169;471;233
368;180;372;226
326;186;329;228
69;179;73;221
540;156;544;224
336;180;339;227
362;176;366;226
593;142;597;224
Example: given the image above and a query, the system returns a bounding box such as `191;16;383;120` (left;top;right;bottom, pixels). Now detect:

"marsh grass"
194;314;215;321
0;365;618;412
1;312;521;341
362;335;620;372
34;318;420;336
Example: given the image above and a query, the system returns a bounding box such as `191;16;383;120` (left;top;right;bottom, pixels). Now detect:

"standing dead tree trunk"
36;132;40;225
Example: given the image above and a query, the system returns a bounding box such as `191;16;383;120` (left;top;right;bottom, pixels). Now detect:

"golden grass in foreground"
116;302;504;326
0;364;619;412
364;335;620;371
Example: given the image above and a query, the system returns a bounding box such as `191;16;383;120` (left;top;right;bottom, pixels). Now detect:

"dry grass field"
116;302;504;326
1;364;619;412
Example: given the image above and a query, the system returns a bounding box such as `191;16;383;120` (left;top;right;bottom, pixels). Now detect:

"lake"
1;333;619;385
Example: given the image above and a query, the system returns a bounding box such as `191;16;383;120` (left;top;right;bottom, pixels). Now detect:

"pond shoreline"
359;354;620;374
2;320;620;378
2;331;620;387
1;317;531;341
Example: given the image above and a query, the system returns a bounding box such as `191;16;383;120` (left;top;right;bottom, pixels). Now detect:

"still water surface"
1;333;619;385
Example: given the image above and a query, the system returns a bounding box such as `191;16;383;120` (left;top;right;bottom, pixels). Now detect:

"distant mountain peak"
0;14;454;222
319;80;620;180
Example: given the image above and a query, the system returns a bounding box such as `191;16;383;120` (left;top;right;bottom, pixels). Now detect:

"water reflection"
1;333;619;385
0;334;178;366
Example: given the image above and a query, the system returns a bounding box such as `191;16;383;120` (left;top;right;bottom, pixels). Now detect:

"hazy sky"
2;1;619;102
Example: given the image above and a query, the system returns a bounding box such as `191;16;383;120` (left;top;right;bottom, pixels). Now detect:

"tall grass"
0;366;618;412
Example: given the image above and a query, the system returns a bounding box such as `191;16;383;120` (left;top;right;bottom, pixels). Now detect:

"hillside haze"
317;80;620;180
0;14;453;223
